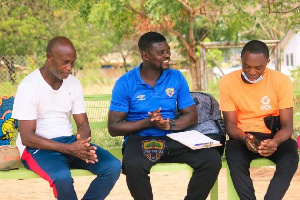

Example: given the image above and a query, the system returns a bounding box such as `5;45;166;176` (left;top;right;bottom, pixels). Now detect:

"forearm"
172;113;197;131
73;113;91;139
76;124;91;139
272;128;293;146
21;133;72;154
171;104;197;131
108;118;151;137
226;125;247;141
273;108;294;146
222;111;246;141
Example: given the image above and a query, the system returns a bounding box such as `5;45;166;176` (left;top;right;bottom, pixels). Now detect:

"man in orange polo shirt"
219;40;299;200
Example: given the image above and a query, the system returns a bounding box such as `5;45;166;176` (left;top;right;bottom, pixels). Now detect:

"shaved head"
46;36;75;53
44;36;77;81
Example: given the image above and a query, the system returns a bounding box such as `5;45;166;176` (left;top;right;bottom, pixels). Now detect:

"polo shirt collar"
135;63;169;86
135;63;144;85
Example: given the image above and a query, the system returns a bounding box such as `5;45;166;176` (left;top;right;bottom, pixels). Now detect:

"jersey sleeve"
109;77;129;113
177;72;195;110
12;81;39;120
219;77;236;111
71;78;86;115
277;76;294;109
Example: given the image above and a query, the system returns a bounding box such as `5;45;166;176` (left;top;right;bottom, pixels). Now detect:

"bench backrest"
73;91;300;159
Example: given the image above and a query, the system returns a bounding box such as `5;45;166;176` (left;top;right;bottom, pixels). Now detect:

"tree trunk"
122;57;128;72
189;56;201;91
187;46;203;91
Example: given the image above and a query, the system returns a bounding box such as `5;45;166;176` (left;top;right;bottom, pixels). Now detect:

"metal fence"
81;94;300;148
0;55;44;96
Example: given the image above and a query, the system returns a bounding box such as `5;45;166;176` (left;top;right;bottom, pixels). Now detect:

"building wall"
281;30;300;76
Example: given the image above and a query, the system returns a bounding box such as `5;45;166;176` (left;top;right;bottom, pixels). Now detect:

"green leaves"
0;0;50;55
2;0;298;90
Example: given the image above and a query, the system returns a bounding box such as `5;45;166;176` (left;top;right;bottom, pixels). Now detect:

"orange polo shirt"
219;68;293;134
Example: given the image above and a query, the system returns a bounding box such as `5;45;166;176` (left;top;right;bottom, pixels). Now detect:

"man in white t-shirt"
12;36;121;200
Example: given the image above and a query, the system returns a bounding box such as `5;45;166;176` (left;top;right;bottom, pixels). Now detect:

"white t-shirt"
12;69;86;155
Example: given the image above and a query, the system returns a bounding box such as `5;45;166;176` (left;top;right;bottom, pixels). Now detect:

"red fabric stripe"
22;149;58;197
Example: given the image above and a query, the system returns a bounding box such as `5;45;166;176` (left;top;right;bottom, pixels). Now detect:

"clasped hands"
148;107;171;130
72;134;98;164
245;133;277;157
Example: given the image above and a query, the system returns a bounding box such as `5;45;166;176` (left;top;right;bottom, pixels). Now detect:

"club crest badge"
165;88;174;97
141;139;165;162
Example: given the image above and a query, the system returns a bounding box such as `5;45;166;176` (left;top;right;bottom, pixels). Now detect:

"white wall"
282;31;300;76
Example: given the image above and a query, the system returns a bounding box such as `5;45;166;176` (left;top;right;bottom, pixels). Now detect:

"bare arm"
222;110;259;153
258;107;293;157
273;107;293;145
148;105;197;131
108;110;152;137
108;105;197;137
172;104;198;131
222;111;246;141
73;113;91;139
19;118;97;163
19;119;69;151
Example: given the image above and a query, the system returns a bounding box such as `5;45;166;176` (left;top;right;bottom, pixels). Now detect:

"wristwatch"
169;119;175;131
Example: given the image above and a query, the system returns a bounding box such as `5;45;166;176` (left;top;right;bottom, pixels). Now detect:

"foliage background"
0;0;299;95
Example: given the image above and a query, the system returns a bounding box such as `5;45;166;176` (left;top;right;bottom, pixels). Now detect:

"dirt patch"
1;166;299;200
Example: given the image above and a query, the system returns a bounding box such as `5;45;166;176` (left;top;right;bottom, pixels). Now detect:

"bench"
1;155;299;200
2;153;297;200
223;157;275;200
0;94;299;200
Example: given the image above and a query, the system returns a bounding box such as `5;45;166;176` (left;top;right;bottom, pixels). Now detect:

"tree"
0;0;55;84
47;0;300;90
0;0;56;56
111;39;140;72
0;0;117;86
50;9;116;70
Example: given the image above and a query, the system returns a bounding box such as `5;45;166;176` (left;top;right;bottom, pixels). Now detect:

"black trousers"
226;132;299;200
122;134;223;200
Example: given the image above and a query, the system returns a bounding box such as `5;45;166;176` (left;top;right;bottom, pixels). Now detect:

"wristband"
169;119;175;131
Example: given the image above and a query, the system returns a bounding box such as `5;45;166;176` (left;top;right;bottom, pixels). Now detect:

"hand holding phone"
245;134;261;153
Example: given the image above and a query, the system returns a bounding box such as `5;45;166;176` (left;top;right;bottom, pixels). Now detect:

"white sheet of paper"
167;130;221;150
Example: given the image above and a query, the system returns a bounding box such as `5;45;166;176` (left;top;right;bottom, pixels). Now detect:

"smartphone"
247;135;261;152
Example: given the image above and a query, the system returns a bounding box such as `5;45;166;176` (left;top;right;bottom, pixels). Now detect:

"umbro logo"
136;95;145;100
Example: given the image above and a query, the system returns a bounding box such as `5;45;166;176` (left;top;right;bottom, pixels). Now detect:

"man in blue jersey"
108;32;222;200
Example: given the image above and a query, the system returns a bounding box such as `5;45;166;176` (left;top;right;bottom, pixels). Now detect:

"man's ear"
141;51;149;61
46;51;52;59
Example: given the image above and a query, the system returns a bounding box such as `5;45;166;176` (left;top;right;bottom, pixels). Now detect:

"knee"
277;153;299;173
94;156;121;182
286;153;299;167
122;157;148;175
206;155;222;172
276;141;299;172
51;173;74;187
195;150;222;173
105;157;122;181
226;156;248;172
225;148;248;168
109;157;122;172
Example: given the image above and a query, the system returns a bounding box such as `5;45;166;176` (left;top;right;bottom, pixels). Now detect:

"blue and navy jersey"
110;63;195;137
